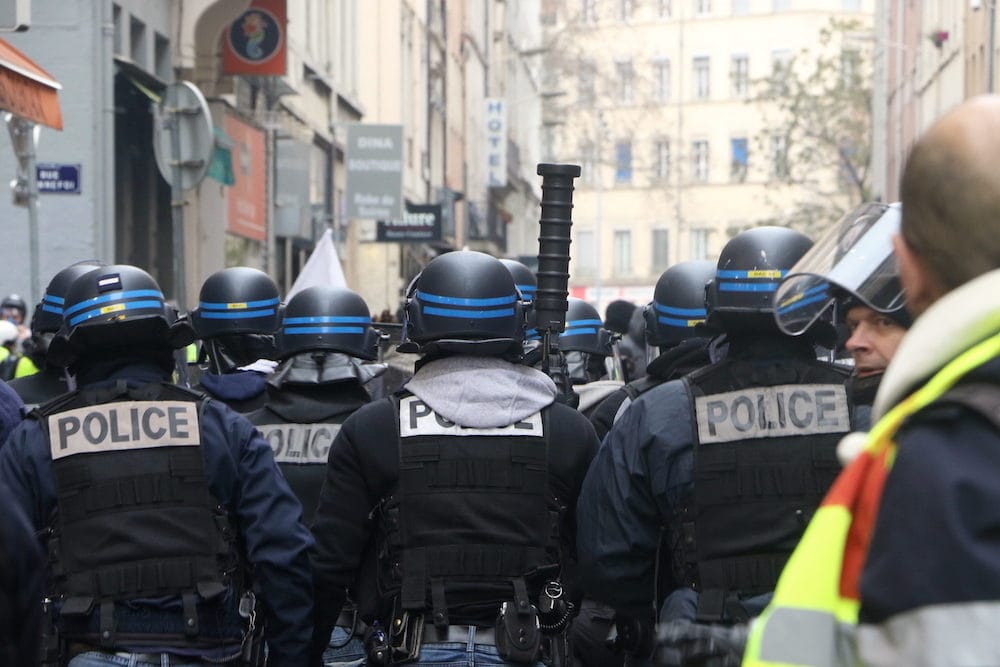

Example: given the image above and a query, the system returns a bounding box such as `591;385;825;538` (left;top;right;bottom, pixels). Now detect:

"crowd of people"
0;95;999;667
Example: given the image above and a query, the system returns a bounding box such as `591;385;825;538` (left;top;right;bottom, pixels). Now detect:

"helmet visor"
774;203;904;336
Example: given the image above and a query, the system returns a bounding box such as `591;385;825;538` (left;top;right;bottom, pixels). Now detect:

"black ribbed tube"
534;163;581;334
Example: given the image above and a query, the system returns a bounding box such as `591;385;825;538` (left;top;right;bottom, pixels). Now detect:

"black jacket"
310;388;598;658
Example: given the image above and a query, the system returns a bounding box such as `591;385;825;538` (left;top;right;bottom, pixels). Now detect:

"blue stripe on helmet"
63;289;164;317
718;282;780;293
566;319;603;328
561;327;598;336
422;305;515;319
198;297;281;311
716;269;789;279
283;326;366;335
198;308;277;320
658;315;705;328
283;316;371;325
776;290;830;314
416;290;517;307
516;284;536;294
654;302;706;317
43;294;64;305
526;328;541;340
68;299;165;327
41;304;62;315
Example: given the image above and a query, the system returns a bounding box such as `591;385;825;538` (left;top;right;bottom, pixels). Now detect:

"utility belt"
366;581;572;666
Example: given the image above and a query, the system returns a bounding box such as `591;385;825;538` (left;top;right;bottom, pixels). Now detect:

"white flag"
286;229;347;299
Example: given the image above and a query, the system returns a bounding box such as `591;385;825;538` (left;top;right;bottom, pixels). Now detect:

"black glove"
654;620;748;667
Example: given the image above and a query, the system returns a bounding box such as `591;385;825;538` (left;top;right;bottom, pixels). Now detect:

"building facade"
541;0;874;312
874;0;998;202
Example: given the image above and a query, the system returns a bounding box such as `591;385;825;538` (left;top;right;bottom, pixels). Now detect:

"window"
615;140;633;183
577;230;596;275
652;229;670;269
770;134;789;179
583;0;598;23
654;59;671;102
695;0;711;15
617;60;635;105
692;140;710;181
620;0;635;21
653;139;671;180
773;0;791;10
693;56;710;99
130;16;147;67
579;60;596;104
691;229;710;260
730;54;749;97
154;32;170;81
771;49;792;93
730;137;748;182
614;230;632;276
659;0;672;17
841;48;861;86
580;141;597;184
732;0;750;14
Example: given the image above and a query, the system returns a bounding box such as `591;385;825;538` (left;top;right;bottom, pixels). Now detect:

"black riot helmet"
643;260;716;348
47;264;196;367
500;258;540;341
190;267;281;338
705;226;813;334
1;293;26;323
189;267;280;373
560;298;614;357
31;260;107;335
775;203;910;336
560;298;615;383
276;286;380;361
399;251;525;357
499;258;537;303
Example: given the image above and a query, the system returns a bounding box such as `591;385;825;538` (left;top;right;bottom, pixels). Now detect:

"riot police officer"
8;260;105;407
500;258;537;304
576;228;854;661
246;285;383;666
190;267;282;412
561;297;622;419
310;251;599;666
0;264;314;666
774;203;910;431
590;261;719;440
0;480;44;667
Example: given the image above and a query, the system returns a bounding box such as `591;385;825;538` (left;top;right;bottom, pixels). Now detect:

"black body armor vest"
38;381;241;648
676;353;851;622
376;394;562;628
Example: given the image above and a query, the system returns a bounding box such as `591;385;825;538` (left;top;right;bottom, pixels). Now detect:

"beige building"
874;0;998;202
342;0;544;314
541;0;874;312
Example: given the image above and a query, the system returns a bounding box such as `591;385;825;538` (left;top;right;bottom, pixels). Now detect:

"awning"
0;37;62;130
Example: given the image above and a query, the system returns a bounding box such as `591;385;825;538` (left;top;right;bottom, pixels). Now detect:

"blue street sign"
36;163;81;194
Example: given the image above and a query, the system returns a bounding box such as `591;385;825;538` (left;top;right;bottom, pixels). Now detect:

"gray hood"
575;379;625;413
404;355;557;428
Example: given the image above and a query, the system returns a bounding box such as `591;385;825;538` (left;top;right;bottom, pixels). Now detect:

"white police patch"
258;423;340;464
48;401;200;460
399;396;543;438
695;383;849;444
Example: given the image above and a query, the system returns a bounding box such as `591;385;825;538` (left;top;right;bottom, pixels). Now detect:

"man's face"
2;307;22;326
844;305;907;377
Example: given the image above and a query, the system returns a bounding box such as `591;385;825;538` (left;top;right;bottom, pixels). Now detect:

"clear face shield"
774;202;905;337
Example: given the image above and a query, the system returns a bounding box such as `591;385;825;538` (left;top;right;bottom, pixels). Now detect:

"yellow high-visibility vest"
743;330;1000;667
14;354;38;378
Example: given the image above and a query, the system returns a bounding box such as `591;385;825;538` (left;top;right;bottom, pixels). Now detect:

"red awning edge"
0;37;62;130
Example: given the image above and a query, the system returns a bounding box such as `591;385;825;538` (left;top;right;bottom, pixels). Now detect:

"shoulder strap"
623;376;661;401
932;382;1000;431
